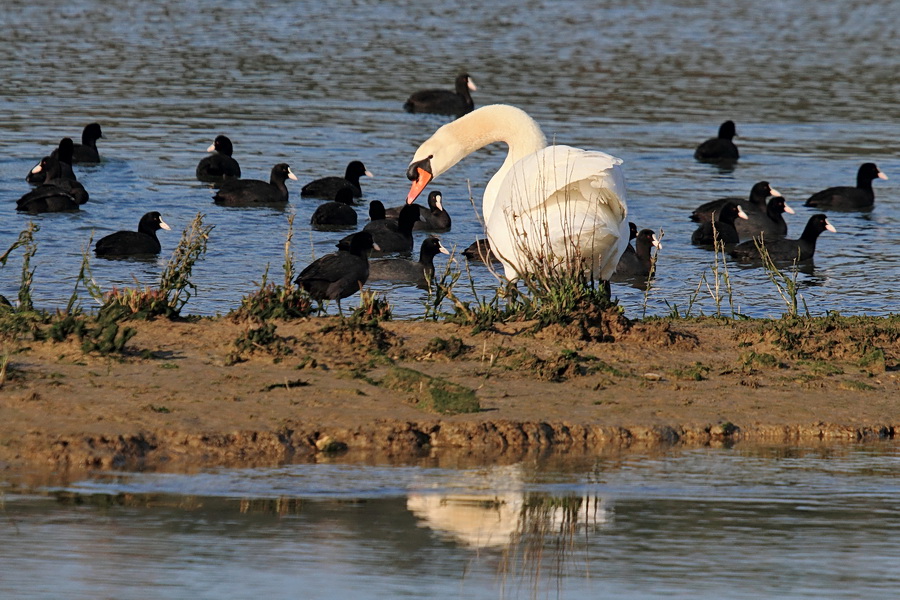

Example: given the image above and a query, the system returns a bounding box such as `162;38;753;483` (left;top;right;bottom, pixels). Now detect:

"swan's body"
406;105;628;281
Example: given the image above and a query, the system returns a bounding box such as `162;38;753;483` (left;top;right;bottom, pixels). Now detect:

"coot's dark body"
95;212;171;257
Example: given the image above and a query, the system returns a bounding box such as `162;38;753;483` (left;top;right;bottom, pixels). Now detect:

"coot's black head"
334;186;356;205
455;72;476;93
369;200;386;220
398;203;423;231
82;123;103;143
57;137;75;164
857;163;888;186
628;222;638;240
636;229;660;247
767;196;795;216
271;163;299;183
421;236;451;259
345;160;373;180
207;135;234;156
750;181;781;201
802;214;837;239
427;190;444;212
718;120;737;140
138;211;172;235
717;201;747;223
345;231;377;256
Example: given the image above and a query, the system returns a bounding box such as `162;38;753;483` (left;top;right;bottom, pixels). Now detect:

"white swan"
406;104;629;281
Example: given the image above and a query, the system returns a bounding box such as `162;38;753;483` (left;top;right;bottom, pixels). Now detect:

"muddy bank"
2;314;898;478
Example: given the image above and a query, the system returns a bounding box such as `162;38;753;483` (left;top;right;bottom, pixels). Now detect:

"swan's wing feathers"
489;145;630;280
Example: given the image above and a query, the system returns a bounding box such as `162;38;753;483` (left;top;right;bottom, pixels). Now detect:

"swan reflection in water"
407;467;610;549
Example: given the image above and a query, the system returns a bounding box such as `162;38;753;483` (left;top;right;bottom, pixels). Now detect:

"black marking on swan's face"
407;155;433;182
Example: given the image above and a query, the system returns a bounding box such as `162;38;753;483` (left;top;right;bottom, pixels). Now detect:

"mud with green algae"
1;313;898;479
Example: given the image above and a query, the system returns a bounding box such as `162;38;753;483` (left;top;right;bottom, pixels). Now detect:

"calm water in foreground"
2;445;900;599
3;0;900;598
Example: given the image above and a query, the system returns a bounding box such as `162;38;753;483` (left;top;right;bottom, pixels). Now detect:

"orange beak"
406;166;433;204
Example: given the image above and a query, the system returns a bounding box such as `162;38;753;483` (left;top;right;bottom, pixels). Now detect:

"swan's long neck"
411;105;547;219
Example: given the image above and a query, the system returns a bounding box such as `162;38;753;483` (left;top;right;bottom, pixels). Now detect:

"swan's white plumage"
408;105;629;281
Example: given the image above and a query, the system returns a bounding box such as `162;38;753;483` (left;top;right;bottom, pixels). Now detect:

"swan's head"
406;112;485;203
406;104;546;204
406;137;465;204
406;154;434;204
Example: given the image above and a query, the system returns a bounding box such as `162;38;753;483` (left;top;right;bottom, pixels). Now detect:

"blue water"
1;0;899;318
2;444;899;599
2;1;899;597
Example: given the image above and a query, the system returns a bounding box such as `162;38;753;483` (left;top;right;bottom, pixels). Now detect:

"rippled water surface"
2;0;899;317
2;2;899;595
3;445;900;599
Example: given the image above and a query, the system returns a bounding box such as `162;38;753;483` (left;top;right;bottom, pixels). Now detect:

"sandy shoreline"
2;313;898;482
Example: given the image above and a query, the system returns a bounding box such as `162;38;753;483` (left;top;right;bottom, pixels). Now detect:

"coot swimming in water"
310;187;358;229
690;202;748;246
339;203;421;255
368;236;450;288
731;214;836;263
196;135;241;183
385;190;451;231
17;138;89;213
694;120;739;164
213;163;297;206
403;72;477;116
95;212;171;257
614;226;660;278
804;163;887;210
300;160;372;199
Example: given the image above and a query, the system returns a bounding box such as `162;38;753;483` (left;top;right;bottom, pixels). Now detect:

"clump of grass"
45;311;137;355
436;262;625;340
705;235;737;318
641;228;664;319
348;288;393;324
225;321;293;365
230;215;313;321
755;238;808;318
100;213;213;320
670;362;710;381
423;336;470;359
0;222;40;314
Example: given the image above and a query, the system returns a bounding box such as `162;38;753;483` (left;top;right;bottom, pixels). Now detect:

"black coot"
196;135;242;183
95;212;171;257
690;181;779;224
403;73;477;116
731;214;836;263
691;202;748;246
295;231;378;313
310;187;358;229
385;190;451;231
694;120;739;164
368;236;450;288
740;195;795;239
462;238;498;263
804;163;887;210
23;124;102;182
71;122;103;163
614;225;660;278
363;200;395;233
25;155;53;185
17;138;89;213
300;160;372;199
213;163;297;206
339;203;420;254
